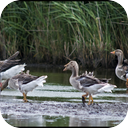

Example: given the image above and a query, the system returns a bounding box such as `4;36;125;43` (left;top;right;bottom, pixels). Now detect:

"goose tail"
98;83;117;93
35;75;47;87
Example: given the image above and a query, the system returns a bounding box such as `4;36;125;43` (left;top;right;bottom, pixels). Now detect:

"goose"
1;70;47;102
110;49;128;88
0;51;20;72
0;51;26;90
63;61;116;105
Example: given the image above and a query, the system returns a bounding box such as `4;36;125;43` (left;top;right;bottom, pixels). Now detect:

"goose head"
110;49;123;57
63;61;79;77
111;49;124;66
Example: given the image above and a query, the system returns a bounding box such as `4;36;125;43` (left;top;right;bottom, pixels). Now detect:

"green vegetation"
0;1;128;68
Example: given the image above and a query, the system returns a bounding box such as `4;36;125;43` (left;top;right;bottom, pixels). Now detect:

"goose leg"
126;78;128;88
88;95;93;105
23;93;28;102
0;83;2;91
82;93;88;105
90;95;93;104
88;95;91;105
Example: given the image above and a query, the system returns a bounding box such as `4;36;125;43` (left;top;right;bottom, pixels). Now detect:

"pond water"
0;66;128;127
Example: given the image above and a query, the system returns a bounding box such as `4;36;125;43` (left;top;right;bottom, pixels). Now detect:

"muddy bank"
0;101;128;120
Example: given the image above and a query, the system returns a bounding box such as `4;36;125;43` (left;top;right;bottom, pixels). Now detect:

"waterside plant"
0;1;128;68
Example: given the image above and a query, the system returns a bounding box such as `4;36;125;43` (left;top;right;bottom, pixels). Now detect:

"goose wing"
12;73;39;84
0;51;20;72
8;73;39;90
122;65;128;79
76;75;101;87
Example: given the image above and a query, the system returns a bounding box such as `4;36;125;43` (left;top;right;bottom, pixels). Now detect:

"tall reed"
50;1;128;67
0;1;128;68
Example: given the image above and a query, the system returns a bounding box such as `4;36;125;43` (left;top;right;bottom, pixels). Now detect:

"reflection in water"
45;116;69;127
69;117;107;126
0;114;128;127
3;114;46;127
69;116;121;127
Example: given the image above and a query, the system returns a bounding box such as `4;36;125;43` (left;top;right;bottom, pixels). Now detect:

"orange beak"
63;62;69;71
63;64;67;71
63;67;67;71
110;51;115;55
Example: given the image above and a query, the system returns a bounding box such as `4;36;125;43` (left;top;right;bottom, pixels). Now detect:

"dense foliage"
0;1;128;68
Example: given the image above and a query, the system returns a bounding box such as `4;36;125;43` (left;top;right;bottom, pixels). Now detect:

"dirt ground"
0;101;128;120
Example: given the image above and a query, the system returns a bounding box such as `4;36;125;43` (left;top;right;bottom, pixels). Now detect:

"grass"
0;1;128;68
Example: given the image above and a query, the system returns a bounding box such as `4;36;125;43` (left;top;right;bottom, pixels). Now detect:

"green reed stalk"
0;1;127;68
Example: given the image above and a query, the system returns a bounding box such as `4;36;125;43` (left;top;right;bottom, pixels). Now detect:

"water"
0;66;128;127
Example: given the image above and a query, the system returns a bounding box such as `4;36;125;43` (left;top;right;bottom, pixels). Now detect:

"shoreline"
0;101;127;120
